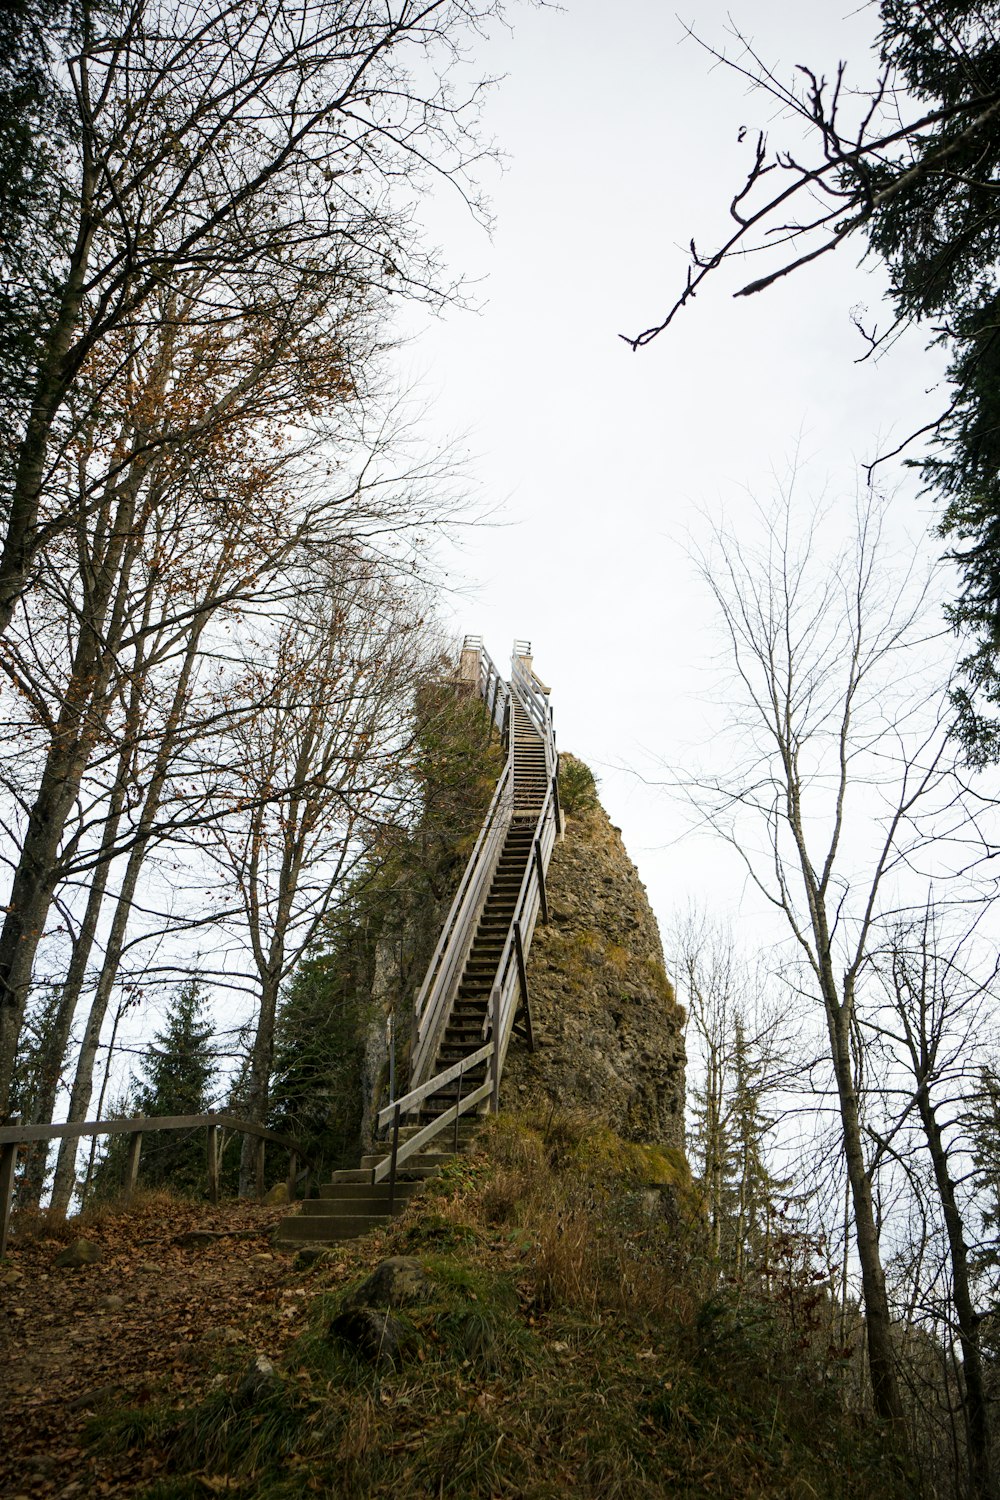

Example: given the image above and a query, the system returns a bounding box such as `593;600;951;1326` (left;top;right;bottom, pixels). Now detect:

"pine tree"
91;981;217;1199
268;943;371;1181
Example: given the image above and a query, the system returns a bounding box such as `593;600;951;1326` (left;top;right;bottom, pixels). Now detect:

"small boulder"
236;1354;280;1404
175;1229;218;1250
293;1247;333;1270
263;1182;289;1206
96;1294;125;1312
348;1256;433;1310
54;1238;103;1268
328;1305;414;1368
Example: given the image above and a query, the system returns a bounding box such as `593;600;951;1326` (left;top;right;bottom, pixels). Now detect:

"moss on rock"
502;755;686;1149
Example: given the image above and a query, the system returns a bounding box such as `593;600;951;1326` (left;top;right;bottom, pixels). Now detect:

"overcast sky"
391;0;956;958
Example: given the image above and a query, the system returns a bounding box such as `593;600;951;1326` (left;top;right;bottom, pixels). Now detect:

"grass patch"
87;1112;915;1499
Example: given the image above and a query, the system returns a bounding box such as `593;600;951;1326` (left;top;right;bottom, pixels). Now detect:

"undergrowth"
87;1112;916;1499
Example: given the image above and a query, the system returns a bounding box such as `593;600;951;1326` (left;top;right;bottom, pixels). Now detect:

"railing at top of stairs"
409;637;512;1083
373;639;560;1191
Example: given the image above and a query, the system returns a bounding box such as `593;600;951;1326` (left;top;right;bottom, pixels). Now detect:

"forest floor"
0;1125;917;1500
0;1195;317;1499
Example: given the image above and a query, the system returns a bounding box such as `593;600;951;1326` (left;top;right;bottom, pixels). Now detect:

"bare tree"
0;262;468;1118
2;0;503;642
867;906;999;1499
677;479;978;1425
671;906;797;1274
0;0;503;1108
188;564;429;1196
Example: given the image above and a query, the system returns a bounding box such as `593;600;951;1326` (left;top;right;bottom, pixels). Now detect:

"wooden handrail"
377;1041;493;1128
0;1112;308;1153
408;639;516;1080
411;761;512;1033
373;1079;492;1187
370;640;560;1190
0;1111;316;1256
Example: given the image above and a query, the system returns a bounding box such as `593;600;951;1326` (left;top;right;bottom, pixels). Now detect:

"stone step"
308;1180;424;1205
275;1213;389;1245
323;1164;441;1185
297;1194;409;1219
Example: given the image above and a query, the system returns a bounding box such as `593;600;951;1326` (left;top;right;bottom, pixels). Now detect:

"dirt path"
0;1196;328;1498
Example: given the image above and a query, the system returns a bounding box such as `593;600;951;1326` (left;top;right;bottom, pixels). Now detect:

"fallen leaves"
0;1196;306;1499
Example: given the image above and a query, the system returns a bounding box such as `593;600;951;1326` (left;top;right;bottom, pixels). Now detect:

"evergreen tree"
968;1064;1000;1282
268;942;371;1181
91;981;217;1198
859;3;1000;754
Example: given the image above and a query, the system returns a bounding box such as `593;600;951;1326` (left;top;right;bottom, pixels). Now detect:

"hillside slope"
0;1116;915;1500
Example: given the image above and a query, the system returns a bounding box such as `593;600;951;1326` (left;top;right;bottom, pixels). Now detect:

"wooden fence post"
285;1151;298;1203
0;1135;18;1259
206;1120;219;1205
254;1137;265;1200
123;1132;142;1204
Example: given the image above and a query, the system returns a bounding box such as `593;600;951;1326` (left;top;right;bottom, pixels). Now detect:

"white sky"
395;0;952;955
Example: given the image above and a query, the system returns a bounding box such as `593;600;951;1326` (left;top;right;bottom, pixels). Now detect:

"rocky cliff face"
501;758;685;1148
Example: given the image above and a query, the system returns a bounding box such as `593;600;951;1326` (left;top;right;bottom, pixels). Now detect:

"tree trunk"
918;1089;995;1499
826;992;905;1425
238;970;281;1198
49;837;148;1214
0;471;142;1112
49;615;206;1213
17;776;127;1205
0;157;96;641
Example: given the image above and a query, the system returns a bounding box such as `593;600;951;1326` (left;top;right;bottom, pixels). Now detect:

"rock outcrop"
501;757;685;1148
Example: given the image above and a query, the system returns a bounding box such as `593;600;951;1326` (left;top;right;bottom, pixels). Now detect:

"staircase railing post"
513;921;535;1053
454;1066;465;1153
388;1103;401;1213
490;982;502;1113
534;837;549;923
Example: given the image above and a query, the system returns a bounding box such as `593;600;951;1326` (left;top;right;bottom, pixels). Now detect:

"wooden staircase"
275;641;557;1250
418;705;547;1126
273;1127;477;1248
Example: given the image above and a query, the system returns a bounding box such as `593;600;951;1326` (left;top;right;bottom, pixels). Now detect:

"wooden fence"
0;1112;313;1257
